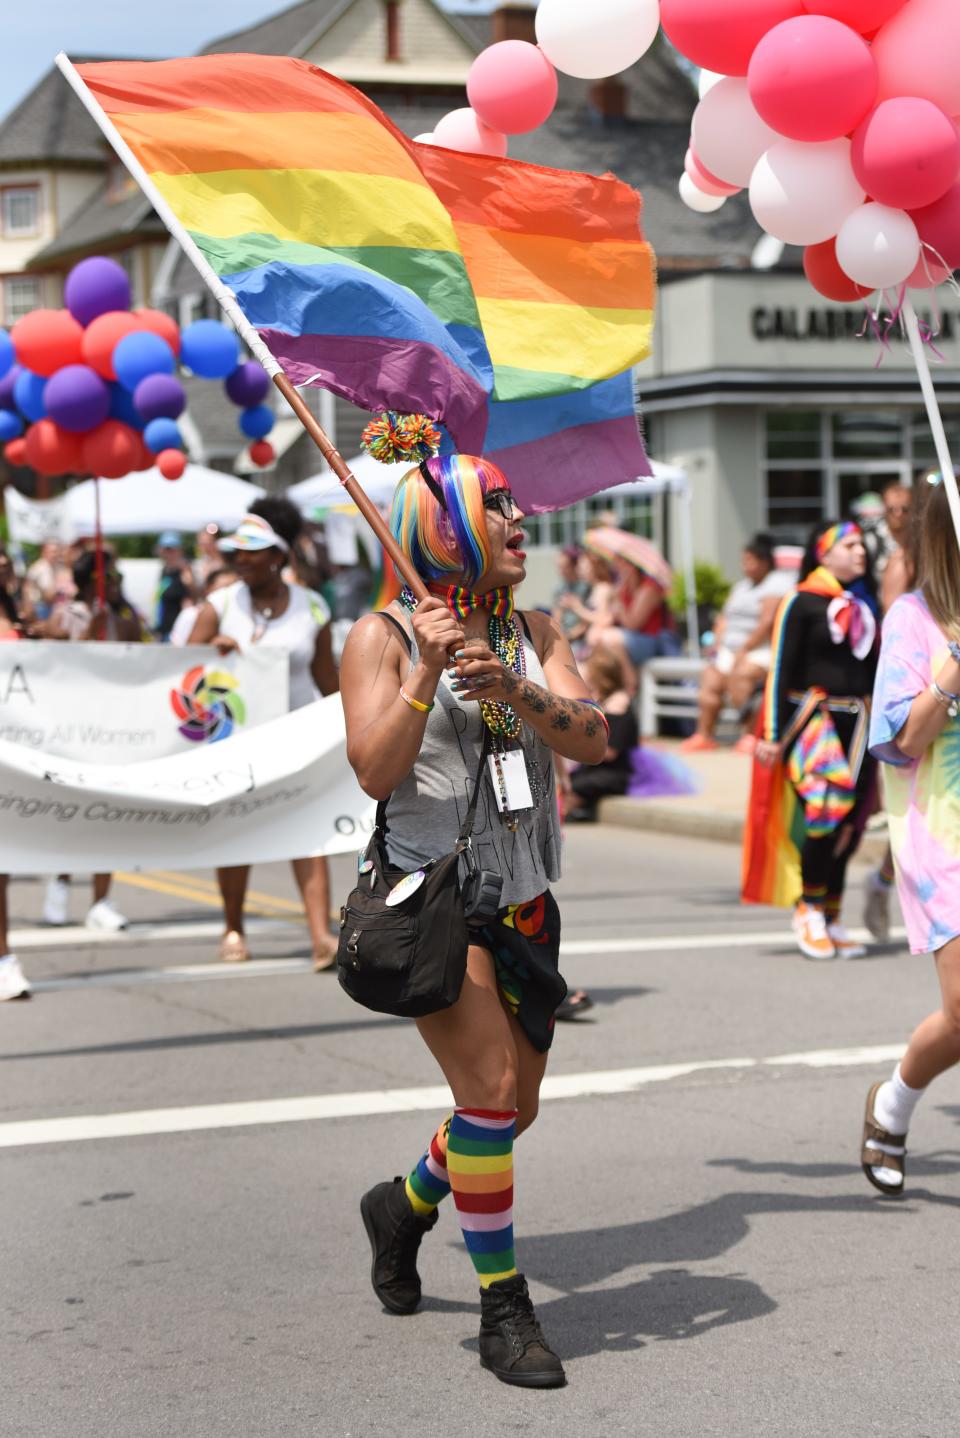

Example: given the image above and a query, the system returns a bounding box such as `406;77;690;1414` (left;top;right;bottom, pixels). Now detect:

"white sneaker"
828;922;867;959
43;877;70;926
85;898;128;932
0;954;30;1000
792;901;837;960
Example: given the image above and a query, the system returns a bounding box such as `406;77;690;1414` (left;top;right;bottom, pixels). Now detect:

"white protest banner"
0;642;287;761
5;490;75;545
0;697;373;873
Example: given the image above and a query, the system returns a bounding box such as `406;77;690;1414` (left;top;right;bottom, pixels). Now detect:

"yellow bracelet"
399;686;434;714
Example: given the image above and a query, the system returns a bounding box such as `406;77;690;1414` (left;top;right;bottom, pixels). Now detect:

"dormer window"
2;185;40;238
385;0;401;62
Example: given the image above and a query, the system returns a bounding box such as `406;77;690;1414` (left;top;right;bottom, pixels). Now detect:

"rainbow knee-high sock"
446;1107;517;1288
405;1116;452;1217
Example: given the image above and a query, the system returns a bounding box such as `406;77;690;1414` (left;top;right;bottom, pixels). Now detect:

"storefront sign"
751;306;960;343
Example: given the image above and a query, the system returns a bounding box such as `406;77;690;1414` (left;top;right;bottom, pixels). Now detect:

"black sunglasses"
483;490;517;519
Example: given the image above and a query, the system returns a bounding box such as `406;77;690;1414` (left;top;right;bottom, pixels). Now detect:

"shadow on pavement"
0;1017;409;1062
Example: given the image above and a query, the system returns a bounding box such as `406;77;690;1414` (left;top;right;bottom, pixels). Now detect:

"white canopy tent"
66;465;266;537
290;456;699;655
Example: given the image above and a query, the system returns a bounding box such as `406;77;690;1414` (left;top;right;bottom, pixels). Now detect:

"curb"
596;797;890;865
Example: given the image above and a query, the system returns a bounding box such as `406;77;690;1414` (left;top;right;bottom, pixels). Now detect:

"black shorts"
472;891;566;1054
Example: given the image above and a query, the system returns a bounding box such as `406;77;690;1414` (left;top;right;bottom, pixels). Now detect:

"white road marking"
27;924;910;992
0;1043;905;1150
10;917;298;952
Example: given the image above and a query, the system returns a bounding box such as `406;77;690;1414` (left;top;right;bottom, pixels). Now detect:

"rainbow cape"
71;54;655;512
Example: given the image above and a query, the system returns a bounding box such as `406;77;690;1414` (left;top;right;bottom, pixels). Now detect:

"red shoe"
679;733;719;753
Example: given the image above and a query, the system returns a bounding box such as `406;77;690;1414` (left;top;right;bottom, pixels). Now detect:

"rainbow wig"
389;454;509;587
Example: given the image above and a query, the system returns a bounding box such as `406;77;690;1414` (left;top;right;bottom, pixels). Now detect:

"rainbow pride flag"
69;54;655;511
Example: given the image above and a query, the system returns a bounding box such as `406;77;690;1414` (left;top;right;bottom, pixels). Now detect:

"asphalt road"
3;831;957;1438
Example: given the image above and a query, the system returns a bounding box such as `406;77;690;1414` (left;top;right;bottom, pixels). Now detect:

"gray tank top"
383;612;562;907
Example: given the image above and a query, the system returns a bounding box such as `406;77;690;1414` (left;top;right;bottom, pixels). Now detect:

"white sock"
866;1064;924;1163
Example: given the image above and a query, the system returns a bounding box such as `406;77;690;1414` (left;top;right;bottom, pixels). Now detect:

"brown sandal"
861;1080;907;1196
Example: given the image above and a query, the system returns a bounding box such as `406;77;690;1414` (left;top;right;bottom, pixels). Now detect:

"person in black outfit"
748;520;879;961
565;646;638;821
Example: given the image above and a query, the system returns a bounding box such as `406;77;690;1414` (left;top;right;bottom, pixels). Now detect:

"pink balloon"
660;0;803;77
852;99;960;211
467;42;557;136
748;17;877;143
691;78;780;188
802;0;908;31
750;137;866;246
433;108;508;157
910;181;960;269
873;0;960;118
907;250;952;289
685;148;742;196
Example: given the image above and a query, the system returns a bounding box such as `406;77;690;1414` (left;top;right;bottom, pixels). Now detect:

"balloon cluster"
666;0;960;299
415;0;660;155
0;256;277;482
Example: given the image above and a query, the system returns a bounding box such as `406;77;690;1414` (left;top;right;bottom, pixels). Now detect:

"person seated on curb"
681;534;794;754
564;647;638;823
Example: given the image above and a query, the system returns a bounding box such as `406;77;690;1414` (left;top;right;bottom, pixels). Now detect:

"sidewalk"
598;741;889;864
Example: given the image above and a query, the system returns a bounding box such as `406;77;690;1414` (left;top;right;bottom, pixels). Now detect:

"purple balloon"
64;257;131;327
134;372;186;423
44;364;111;434
0;363;21;412
225;360;270;408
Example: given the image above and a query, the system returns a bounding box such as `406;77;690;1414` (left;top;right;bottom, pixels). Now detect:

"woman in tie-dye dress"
861;479;960;1196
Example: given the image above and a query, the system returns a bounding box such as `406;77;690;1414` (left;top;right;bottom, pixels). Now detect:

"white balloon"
836;204;921;291
691;78;780;189
535;0;661;81
698;69;724;99
749;138;866;247
412;132;436;144
679;173;727;213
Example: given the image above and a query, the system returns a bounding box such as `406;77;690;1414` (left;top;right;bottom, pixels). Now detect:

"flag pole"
53;52;428;602
902;295;960;552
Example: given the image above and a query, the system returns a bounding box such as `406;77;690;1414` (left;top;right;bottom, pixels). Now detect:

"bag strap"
378;609;413;657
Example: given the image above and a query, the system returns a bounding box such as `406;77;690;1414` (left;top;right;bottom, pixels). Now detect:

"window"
2;186;40;237
3;277;40;325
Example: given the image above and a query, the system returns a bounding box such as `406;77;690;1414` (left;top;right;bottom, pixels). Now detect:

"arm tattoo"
585;716;600;738
550;709;573;731
500;670;519;695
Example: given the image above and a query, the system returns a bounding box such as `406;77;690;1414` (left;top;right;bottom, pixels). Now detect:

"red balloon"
11;310;84;378
802;0;908;31
157;448;186;480
24;419;84;476
803;238;872;302
81;419;142;480
134;308;181;357
4;437;27;467
660;0;804;77
910;181;960;270
81;311;141;380
249;439;275;467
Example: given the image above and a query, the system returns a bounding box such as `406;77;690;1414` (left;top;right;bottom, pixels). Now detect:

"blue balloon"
181;319;240;380
0;410;23;442
0;329;13;382
144;417;183;454
14;369;47;423
239;404;275;440
108;382;145;430
113;331;175;392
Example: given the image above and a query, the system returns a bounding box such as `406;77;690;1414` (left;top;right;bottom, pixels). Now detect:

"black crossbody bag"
336;728;499;1017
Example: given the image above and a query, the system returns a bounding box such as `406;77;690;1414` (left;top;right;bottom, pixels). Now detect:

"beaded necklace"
398;586;525;740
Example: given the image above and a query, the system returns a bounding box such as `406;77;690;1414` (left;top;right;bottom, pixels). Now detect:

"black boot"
360;1177;438;1315
478;1273;566;1389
